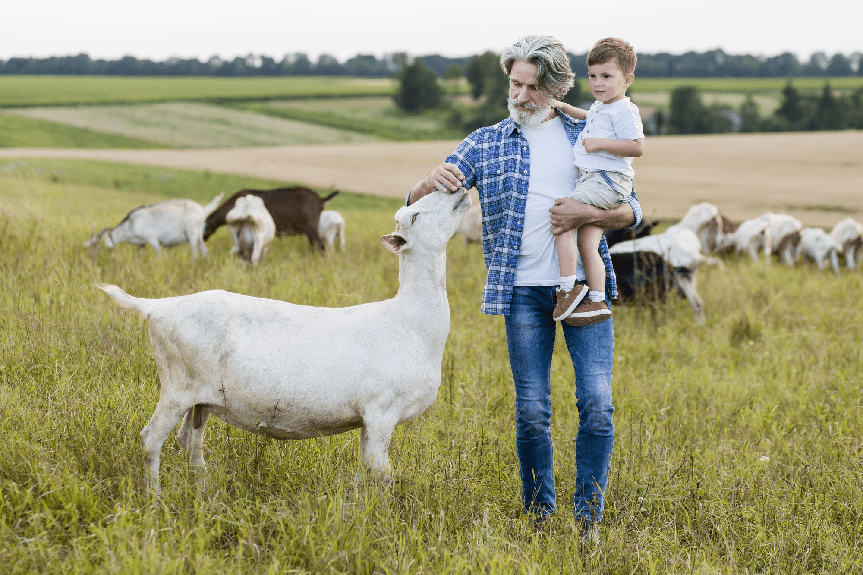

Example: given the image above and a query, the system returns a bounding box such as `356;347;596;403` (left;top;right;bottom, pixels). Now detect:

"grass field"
3;75;862;150
0;76;397;107
1;163;860;573
9;102;383;148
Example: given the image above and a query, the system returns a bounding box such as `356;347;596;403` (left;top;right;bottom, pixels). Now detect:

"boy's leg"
564;224;610;327
553;230;588;321
577;224;606;294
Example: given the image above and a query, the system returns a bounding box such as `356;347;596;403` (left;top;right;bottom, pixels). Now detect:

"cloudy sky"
6;0;861;63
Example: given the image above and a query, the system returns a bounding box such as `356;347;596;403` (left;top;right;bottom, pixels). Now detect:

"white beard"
508;98;552;128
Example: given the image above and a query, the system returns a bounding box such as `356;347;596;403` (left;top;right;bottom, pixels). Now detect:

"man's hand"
409;163;465;205
550;198;636;236
549;198;599;235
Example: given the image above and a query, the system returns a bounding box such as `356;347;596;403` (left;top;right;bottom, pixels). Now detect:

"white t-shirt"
573;97;644;177
513;116;585;286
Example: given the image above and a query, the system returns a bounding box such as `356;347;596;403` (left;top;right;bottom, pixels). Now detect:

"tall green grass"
0;169;861;573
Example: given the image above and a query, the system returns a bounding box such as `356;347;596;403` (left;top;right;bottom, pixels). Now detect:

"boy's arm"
552;99;588;120
582;137;644;157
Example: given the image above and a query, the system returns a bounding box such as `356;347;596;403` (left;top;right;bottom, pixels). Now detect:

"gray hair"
500;35;575;99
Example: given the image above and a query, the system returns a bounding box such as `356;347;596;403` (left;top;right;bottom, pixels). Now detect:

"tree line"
394;52;863;136
1;49;861;78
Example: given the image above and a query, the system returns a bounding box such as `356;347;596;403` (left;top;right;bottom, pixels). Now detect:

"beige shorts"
568;169;633;210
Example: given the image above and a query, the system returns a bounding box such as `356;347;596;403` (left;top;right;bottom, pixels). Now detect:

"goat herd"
599;202;863;324
85;186;345;265
88;185;862;489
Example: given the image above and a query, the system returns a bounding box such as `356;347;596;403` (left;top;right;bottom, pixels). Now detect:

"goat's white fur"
454;204;482;244
795;227;841;274
85;193;223;259
98;189;471;491
609;225;721;324
225;195;276;265
318;210;346;251
677;201;724;252
722;212;801;265
830;217;863;270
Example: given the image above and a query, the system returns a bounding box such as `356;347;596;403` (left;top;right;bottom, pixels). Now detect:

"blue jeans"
503;285;615;522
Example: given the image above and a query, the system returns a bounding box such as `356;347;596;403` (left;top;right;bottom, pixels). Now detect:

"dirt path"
3;131;862;226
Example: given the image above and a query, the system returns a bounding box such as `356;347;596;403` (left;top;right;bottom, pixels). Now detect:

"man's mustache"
510;98;542;110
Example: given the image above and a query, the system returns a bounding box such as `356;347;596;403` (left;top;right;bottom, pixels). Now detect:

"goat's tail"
97;284;150;317
321;190;339;204
202;192;225;218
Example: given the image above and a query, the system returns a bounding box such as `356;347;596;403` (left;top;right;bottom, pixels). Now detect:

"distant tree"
738;94;760;133
826;53;853;76
668;86;707;134
292;53;312;75
775;82;804;125
803;52;829;76
465;51;501;100
809;83;846;130
316;54;343;75
394;60;443;112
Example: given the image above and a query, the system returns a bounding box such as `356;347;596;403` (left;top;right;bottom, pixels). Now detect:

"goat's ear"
381;233;407;254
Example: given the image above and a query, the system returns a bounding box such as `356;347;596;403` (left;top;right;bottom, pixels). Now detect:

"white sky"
5;0;862;64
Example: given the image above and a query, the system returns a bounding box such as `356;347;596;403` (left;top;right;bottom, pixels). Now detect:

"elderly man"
407;35;642;538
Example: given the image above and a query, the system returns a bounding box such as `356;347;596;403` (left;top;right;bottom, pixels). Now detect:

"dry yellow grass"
2;130;862;227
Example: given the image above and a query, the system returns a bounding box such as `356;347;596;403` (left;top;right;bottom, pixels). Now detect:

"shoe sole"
563;307;611;327
552;285;588;321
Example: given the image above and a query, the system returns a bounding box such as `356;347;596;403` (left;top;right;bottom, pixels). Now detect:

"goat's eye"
411;214;418;224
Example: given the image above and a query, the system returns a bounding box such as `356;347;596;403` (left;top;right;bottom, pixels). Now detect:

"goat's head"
382;189;472;255
84;224;114;250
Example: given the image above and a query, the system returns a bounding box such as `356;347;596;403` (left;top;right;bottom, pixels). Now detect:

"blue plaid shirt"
415;112;642;316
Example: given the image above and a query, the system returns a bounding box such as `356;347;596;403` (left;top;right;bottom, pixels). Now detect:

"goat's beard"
508;97;552;128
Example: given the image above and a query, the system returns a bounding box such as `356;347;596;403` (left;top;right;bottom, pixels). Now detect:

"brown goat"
204;187;338;251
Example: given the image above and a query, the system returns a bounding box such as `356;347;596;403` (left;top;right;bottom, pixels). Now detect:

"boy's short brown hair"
587;37;637;76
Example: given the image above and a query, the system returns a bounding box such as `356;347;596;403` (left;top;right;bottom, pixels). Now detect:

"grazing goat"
610;225;721;324
454;204;482;244
677;202;736;253
225;195;276;265
318;210;346;251
98;188;472;491
204;187;337;251
85;193;223;259
722;212;801;265
830;217;863;270
795;227;841;274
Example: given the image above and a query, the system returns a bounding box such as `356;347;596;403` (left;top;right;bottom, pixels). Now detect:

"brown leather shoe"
563;299;611;327
553;285;588;321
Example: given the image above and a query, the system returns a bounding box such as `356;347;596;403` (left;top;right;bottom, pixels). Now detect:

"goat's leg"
358;415;398;482
175;408;195;454
146;238;162;256
187;405;210;469
139;399;187;492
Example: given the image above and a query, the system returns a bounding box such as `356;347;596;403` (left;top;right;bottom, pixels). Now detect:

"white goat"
830;217;863;270
318;210;346;251
454;204;482;244
225;195;276;265
677;201;724;252
85;193;223;259
98;188;472;491
609;224;721;324
722;212;802;265
795;227;841;274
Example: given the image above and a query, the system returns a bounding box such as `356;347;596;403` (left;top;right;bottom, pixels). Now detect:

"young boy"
551;37;645;326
